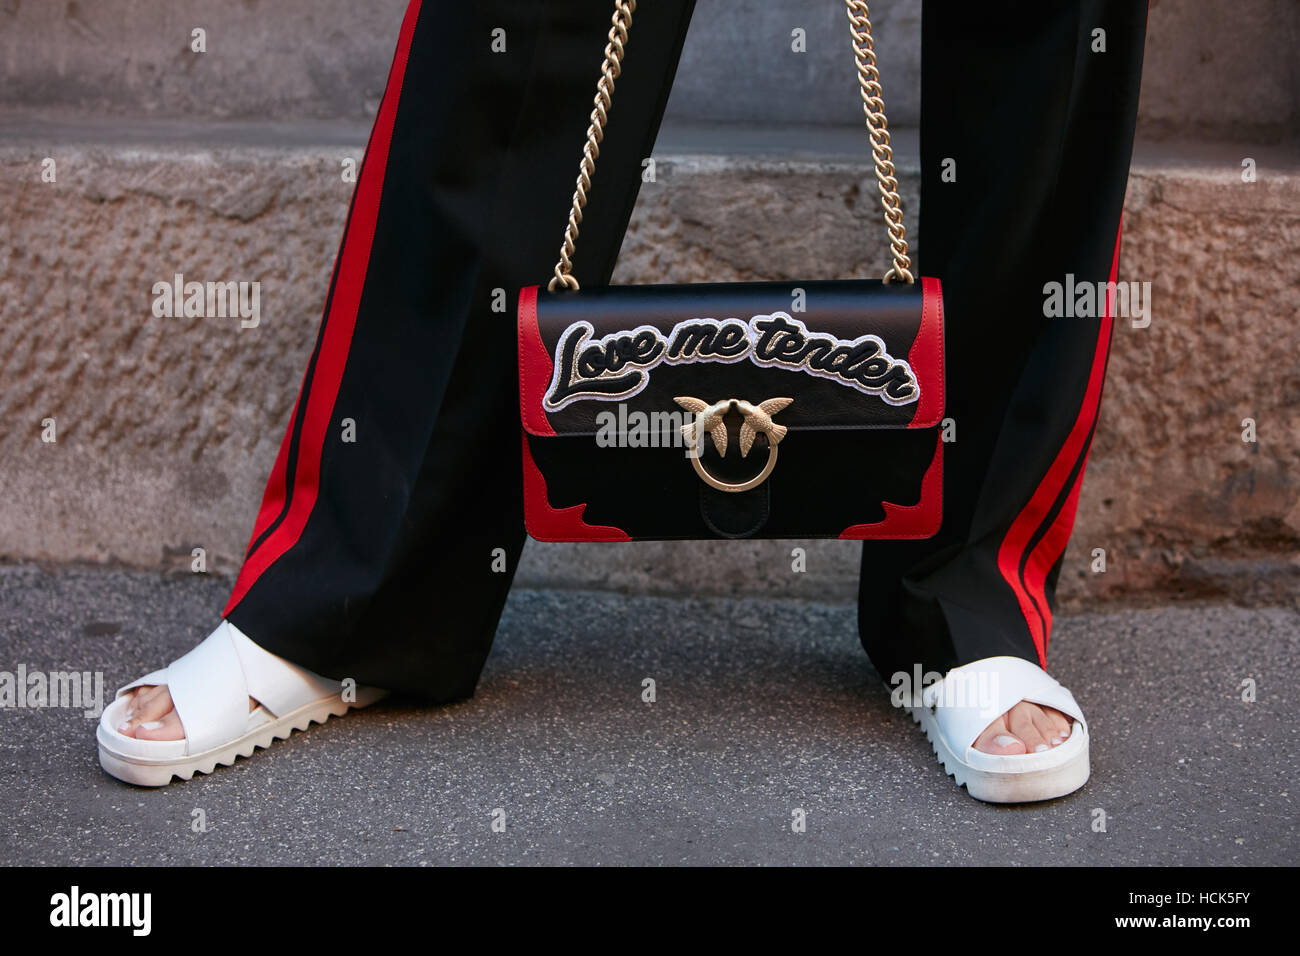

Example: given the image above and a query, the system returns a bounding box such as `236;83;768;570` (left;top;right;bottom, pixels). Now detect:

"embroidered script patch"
543;312;919;411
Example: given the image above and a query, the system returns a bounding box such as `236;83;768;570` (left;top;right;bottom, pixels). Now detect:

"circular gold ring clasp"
690;442;779;493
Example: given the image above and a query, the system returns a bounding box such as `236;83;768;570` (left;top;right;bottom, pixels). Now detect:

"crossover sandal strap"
920;655;1087;754
226;623;343;718
113;620;345;757
165;621;257;755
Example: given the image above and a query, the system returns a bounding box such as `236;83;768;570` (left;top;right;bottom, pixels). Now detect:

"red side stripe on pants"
223;0;424;616
241;394;300;559
996;223;1124;666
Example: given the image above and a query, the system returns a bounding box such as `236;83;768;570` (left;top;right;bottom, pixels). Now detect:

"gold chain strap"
548;0;637;291
846;0;913;283
548;0;913;290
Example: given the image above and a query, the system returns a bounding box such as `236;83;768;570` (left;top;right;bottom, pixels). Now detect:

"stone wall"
0;0;1296;607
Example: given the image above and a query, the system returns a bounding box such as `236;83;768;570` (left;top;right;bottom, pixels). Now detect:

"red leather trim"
521;432;631;542
223;0;424;617
838;431;944;539
907;276;945;428
996;223;1123;665
517;285;556;437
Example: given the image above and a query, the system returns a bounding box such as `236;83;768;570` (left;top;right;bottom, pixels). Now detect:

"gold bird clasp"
672;396;793;492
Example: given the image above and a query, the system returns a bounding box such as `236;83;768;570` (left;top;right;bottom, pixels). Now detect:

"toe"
1030;705;1066;747
119;685;182;740
134;709;185;741
1042;705;1073;743
1008;702;1051;753
974;716;1027;755
971;702;1077;756
133;686;173;722
124;685;157;721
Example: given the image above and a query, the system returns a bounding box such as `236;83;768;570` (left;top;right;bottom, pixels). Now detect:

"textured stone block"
1;128;1296;609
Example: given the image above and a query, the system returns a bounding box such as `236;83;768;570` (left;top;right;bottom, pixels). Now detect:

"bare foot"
973;700;1074;755
116;685;257;741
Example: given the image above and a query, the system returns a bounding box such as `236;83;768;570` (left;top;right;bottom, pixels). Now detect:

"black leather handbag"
517;0;944;542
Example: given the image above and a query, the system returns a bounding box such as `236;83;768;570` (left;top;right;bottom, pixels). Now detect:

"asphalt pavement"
1;563;1295;865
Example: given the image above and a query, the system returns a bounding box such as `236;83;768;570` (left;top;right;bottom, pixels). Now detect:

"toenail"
1033;744;1049;753
993;734;1020;748
139;721;164;730
117;722;131;732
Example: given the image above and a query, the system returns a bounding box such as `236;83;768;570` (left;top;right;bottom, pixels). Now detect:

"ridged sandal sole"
97;686;386;787
910;704;1090;804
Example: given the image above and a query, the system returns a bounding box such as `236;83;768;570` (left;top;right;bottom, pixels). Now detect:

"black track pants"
222;0;1147;699
857;0;1146;684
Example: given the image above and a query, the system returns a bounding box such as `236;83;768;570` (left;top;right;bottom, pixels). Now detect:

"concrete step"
2;0;1295;142
1;118;1297;606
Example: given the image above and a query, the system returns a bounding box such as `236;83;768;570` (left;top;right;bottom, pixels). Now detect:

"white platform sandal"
97;619;385;787
909;655;1090;804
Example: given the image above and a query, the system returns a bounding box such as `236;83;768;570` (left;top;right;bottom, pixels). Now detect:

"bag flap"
519;277;943;437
